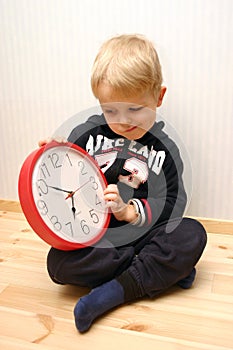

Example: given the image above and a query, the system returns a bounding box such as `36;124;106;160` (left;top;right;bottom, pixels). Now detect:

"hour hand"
71;196;76;219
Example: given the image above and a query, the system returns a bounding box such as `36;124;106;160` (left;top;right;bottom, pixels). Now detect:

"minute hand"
65;179;90;200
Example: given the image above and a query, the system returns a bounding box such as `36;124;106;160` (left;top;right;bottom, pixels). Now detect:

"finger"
105;201;118;209
38;136;67;147
104;193;118;201
104;184;118;195
52;136;68;143
38;138;51;147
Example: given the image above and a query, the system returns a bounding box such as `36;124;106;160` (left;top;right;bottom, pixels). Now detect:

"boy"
42;34;207;333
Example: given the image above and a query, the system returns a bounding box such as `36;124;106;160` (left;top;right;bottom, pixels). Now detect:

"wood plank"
0;283;232;348
0;307;230;350
189;216;233;235
1;199;233;233
0;200;22;213
212;275;233;295
0;203;233;350
0;335;58;350
0;284;86;320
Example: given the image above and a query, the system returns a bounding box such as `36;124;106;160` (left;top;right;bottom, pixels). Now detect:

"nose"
117;112;132;126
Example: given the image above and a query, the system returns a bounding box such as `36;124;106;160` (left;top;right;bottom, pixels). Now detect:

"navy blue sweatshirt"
68;114;187;246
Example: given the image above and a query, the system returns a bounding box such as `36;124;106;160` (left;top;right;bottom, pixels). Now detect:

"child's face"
97;83;166;140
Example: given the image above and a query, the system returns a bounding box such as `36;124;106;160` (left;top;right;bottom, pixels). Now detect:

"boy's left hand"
104;184;137;223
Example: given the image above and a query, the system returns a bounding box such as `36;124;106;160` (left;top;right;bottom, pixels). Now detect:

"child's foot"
74;279;124;333
177;268;196;289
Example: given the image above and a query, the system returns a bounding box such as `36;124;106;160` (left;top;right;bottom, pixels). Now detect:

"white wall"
0;0;232;220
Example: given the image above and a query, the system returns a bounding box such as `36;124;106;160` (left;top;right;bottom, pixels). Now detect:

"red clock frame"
18;141;110;250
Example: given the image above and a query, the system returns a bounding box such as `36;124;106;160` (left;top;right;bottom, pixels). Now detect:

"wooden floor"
0;205;233;350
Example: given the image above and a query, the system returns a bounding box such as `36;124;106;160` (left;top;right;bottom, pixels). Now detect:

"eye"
129;106;144;112
102;108;117;115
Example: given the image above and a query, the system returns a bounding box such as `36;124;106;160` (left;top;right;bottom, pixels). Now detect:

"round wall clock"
18;141;110;250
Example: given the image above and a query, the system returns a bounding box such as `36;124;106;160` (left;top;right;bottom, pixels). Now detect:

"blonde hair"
91;34;163;99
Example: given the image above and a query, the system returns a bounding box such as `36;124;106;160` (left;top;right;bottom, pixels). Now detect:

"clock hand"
71;196;76;219
65;179;90;200
48;185;72;194
49;186;78;219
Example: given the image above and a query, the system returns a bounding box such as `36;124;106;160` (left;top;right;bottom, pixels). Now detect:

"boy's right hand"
38;136;67;147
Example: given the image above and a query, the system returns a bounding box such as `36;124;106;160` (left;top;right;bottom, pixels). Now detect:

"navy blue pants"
47;218;207;301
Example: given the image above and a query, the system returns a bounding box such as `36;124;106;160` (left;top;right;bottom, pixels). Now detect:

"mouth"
125;126;137;133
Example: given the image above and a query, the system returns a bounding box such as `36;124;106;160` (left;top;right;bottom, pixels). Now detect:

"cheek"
137;112;155;128
144;109;156;123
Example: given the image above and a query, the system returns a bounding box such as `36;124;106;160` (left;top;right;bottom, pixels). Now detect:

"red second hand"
65;179;90;200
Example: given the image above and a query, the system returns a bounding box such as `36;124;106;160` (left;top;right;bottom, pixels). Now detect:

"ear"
157;86;167;107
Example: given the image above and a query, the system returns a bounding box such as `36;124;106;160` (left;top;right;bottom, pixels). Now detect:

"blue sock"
74;279;124;333
177;268;196;289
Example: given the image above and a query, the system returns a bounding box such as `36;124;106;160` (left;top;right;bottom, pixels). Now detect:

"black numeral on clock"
89;176;98;190
37;201;62;232
37;200;48;215
80;220;90;235
65;153;72;166
48;153;62;169
40;163;50;179
40;152;73;180
50;215;62;231
36;179;48;196
89;209;99;224
65;222;74;237
78;160;88;175
95;194;102;206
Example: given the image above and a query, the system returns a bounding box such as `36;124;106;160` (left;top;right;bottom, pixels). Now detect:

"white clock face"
31;144;109;245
